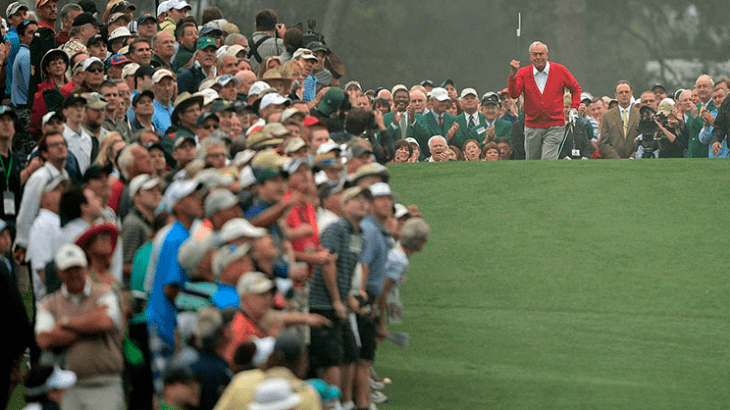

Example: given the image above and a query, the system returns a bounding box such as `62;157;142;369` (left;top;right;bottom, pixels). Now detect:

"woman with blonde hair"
257;56;283;80
280;59;305;99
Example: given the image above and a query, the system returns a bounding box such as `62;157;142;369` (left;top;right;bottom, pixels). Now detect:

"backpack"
28;27;57;109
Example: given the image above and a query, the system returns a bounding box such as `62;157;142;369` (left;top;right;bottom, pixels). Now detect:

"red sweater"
508;62;581;128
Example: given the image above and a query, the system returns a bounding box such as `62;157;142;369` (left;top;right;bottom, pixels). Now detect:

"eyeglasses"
48;141;68;148
201;124;219;130
86;67;104;73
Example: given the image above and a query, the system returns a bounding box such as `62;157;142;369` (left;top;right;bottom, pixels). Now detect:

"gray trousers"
524;125;565;160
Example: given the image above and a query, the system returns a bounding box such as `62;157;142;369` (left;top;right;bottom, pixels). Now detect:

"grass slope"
377;159;729;410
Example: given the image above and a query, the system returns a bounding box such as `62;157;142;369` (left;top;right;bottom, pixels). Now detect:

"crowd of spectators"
0;1;728;410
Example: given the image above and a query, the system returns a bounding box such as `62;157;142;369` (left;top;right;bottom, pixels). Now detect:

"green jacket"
172;46;195;75
687;100;715;158
413;111;457;159
454;112;513;148
383;111;417;140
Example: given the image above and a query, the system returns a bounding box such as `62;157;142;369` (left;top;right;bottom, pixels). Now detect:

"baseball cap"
177;235;214;278
404;137;419;147
129;174;161;196
317;88;345;116
216;74;240;87
481;92;500;106
137;13;156;25
157;0;172;16
152;69;175;84
219;218;267;244
345;81;362;92
369;182;398;201
657;97;675;115
196;36;217;51
81;57;104;72
283;137;306;155
342;186;372;203
120;63;139;81
429;87;450;102
54;243;88;270
106;54;130;69
460;88;478;99
236;271;274;296
211;242;251;279
194;168;235;190
306;41;329;54
580;92;593;104
651;83;667;93
42;111;63;127
6;2;28;18
204;188;238;217
292;48;317;61
260;93;290;111
163;179;203;210
132;89;155;107
72;12;100;27
170;0;192;11
62;93;87;108
247;81;271;98
0;105;15;120
108;12;130;25
81;92;108;109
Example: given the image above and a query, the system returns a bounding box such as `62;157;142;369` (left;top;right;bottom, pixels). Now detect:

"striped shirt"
309;217;362;310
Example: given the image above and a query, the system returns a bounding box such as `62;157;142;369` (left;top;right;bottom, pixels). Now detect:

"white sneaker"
370;390;388;403
341;401;355;410
369;378;385;390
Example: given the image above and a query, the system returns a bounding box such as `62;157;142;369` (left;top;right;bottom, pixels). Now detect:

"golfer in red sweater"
509;41;581;159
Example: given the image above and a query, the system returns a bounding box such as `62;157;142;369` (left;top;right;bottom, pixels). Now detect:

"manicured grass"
377;159;729;410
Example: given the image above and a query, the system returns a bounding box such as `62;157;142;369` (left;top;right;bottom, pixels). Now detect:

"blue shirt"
153;99;173;137
146;221;191;345
360;215;392;296
127;89;139;125
303;74;317;102
210;283;239;309
4;29;20;96
11;45;30;106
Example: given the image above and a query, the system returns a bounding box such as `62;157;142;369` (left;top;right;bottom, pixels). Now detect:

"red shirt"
226;311;265;367
508;62;581;128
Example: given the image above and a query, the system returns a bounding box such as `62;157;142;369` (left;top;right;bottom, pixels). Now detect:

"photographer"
249;9;286;73
635;99;687;158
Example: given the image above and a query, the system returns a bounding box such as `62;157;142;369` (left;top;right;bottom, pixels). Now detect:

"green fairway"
377;159;730;410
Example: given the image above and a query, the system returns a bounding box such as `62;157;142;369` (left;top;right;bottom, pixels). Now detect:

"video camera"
301;20;326;48
636;105;660;158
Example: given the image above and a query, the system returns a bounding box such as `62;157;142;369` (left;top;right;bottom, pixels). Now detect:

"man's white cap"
429;87;450;102
121;63;140;80
157;0;172;16
152;69;175;84
129;174;161;196
233;149;256;168
404;137;419;147
459;88;478;99
81;57;103;72
238;166;256;188
292;48;317;61
212;242;251;278
54;243;88;271
220;217;267;244
204;188;238;217
368;182;399;201
260;93;290;110
163;179;202;210
170;0;192;10
248;81;271;98
237;271;275;296
42;111;62;127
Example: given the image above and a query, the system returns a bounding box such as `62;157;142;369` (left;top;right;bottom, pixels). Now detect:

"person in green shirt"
172;21;198;75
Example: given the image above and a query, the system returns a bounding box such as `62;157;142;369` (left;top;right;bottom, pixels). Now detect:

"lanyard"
0;153;12;186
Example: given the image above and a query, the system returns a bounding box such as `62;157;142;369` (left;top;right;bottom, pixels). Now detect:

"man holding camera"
249;9;286;73
635;99;687;159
